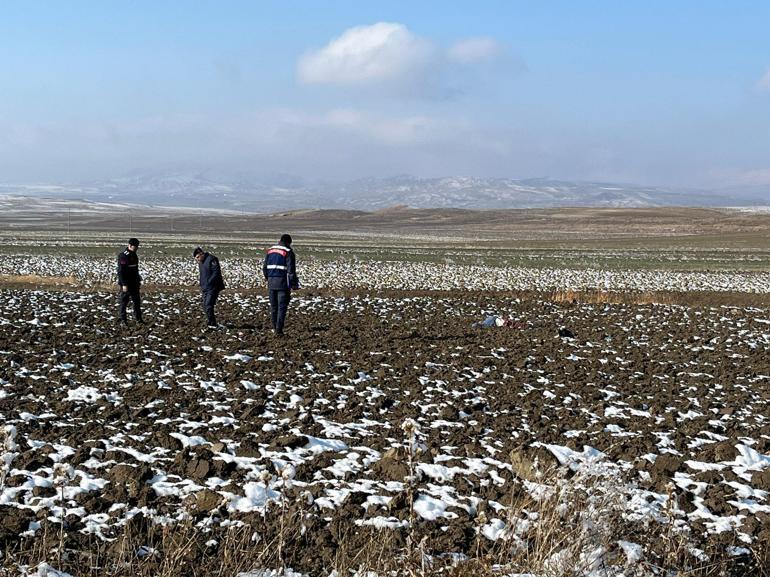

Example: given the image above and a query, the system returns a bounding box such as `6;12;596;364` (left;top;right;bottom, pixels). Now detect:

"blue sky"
1;1;769;189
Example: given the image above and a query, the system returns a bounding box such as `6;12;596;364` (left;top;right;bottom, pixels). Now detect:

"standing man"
117;238;143;324
193;246;226;328
262;234;300;336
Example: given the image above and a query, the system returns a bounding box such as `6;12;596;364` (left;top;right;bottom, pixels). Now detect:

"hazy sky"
1;1;769;189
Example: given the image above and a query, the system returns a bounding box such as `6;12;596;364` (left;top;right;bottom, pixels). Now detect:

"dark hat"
279;233;292;246
192;247;204;257
128;238;140;246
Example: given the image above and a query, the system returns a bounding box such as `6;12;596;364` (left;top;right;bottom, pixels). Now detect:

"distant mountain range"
0;172;766;211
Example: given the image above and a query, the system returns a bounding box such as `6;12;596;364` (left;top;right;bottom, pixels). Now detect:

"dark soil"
1;287;770;575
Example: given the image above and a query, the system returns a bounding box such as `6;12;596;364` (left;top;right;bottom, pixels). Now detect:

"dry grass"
4;464;767;577
0;274;82;287
546;287;770;307
549;288;681;306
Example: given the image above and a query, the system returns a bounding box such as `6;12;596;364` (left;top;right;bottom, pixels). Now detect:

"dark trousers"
202;289;221;326
269;289;291;333
118;286;142;321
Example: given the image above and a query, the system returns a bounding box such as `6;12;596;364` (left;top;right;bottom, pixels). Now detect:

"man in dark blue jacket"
262;234;299;336
193;247;226;328
118;238;143;324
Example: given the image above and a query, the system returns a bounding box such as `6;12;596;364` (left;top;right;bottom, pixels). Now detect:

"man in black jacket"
193;247;226;328
262;234;299;336
118;238;143;324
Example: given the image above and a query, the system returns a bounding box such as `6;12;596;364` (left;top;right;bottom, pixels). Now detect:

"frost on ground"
1;289;770;575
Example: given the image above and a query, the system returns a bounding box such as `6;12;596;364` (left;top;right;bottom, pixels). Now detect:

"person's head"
128;238;140;252
193;246;205;262
279;233;292;247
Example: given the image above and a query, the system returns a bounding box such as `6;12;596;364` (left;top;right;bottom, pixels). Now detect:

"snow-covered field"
1;286;769;576
3;254;770;293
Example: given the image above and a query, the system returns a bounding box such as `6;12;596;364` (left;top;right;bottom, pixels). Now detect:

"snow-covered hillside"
0;173;765;211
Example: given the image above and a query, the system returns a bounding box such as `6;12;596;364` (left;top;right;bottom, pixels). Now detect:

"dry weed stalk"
642;481;733;577
0;425;18;492
52;463;74;567
277;462;296;569
401;418;420;569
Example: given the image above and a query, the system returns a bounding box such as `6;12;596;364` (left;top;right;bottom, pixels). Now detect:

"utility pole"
67;208;71;235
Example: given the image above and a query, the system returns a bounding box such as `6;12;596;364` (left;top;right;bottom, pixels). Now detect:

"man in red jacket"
262;234;300;336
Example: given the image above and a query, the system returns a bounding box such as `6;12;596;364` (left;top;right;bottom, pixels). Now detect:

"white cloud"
448;37;503;64
296;23;512;97
758;68;770;92
297;22;435;86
